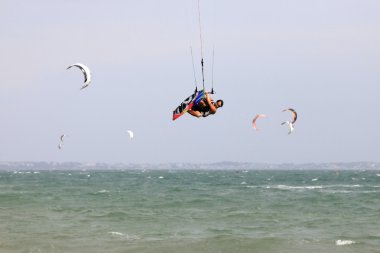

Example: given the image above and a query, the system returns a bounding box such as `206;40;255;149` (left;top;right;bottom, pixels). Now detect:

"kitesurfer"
187;93;223;118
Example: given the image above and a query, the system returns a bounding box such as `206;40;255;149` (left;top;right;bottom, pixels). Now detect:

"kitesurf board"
172;90;205;120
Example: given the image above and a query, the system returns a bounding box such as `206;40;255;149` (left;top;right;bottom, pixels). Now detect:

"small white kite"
127;130;134;140
66;63;92;90
58;134;67;149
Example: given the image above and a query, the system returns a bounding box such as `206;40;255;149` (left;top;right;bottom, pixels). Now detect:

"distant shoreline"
1;161;379;171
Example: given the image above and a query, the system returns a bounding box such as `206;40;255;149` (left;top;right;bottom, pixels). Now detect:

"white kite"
127;130;134;140
252;114;267;131
58;134;67;149
67;63;92;90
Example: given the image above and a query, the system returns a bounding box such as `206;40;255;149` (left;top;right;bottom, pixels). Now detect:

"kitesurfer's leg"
187;109;202;118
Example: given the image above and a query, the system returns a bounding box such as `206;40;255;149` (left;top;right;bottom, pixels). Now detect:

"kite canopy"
58;134;66;150
252;114;267;131
282;108;297;124
127;130;134;140
67;63;92;90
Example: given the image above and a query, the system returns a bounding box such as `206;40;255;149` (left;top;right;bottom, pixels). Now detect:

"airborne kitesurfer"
187;93;223;118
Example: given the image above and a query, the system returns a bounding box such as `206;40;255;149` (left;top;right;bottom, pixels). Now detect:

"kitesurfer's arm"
187;109;202;118
205;93;217;114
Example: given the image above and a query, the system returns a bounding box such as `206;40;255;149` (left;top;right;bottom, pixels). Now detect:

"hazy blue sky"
1;0;379;164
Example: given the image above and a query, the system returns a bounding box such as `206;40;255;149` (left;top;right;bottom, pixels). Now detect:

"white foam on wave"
276;185;324;190
97;189;110;193
329;184;361;188
108;232;140;240
336;240;355;246
376;174;380;177
109;231;124;236
322;190;355;194
311;178;318;181
246;185;259;188
262;184;367;191
14;171;31;174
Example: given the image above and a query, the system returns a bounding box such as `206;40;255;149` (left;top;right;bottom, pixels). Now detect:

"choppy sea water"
0;169;380;253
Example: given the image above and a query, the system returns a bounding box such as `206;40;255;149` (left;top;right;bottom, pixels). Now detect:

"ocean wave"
109;231;125;236
108;231;140;240
269;185;324;190
96;189;110;193
264;184;373;190
335;239;355;246
245;185;260;189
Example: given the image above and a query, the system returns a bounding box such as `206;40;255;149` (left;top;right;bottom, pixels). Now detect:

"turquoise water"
0;169;380;253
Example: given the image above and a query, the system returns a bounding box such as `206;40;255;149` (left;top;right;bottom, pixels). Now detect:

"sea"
0;169;380;253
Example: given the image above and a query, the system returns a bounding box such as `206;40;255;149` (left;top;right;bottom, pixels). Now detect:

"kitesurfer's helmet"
216;100;224;108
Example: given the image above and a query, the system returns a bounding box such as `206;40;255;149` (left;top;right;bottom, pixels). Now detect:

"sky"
1;0;380;164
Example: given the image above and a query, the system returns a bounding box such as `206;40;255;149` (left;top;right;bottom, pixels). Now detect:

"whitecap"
376;174;380;177
108;232;140;240
241;182;247;185
159;176;164;179
97;189;109;193
276;185;323;190
322;190;354;194
336;240;355;246
109;231;124;236
311;178;318;181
